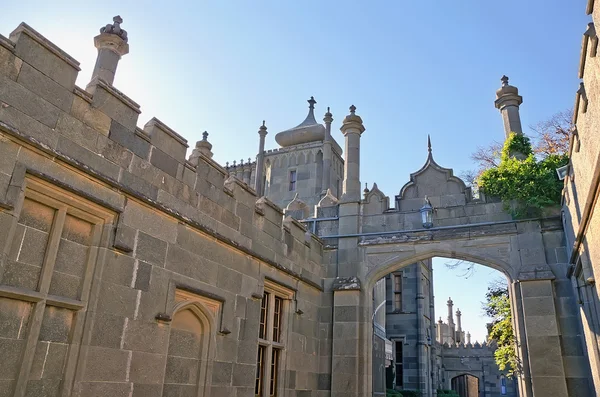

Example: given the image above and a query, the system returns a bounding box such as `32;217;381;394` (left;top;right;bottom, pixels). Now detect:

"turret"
340;105;365;202
494;75;523;138
456;309;462;342
89;16;129;86
254;121;268;196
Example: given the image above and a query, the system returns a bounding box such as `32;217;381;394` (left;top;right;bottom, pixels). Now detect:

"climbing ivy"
478;132;568;218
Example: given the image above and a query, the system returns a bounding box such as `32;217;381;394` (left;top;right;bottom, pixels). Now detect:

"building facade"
0;5;598;396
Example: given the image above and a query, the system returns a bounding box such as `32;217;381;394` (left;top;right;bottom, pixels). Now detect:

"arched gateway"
315;138;589;397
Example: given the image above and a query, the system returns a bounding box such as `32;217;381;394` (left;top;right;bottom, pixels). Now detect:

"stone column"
331;280;367;397
416;265;427;393
437;318;443;343
466;332;471;345
254;121;268;196
322;108;333;195
494;75;523;138
518;278;568;397
340;105;365;202
90;16;129;86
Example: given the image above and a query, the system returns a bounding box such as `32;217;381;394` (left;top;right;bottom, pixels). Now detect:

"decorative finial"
363;182;369;195
427;134;432;153
233;160;236;166
501;75;509;87
248;158;251;164
308;96;317;109
226;161;229;167
240;158;244;166
349;105;356;114
259;120;268;133
202;131;208;141
327;106;330;113
100;15;128;42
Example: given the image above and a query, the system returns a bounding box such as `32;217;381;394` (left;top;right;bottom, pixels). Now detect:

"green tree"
484;284;519;377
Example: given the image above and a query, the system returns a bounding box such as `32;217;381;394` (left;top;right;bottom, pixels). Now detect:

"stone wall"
0;22;331;397
561;2;600;396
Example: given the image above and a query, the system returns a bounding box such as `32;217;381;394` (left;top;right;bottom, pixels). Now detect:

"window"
394;274;403;311
289;170;297;191
501;375;507;395
256;283;290;397
395;341;404;387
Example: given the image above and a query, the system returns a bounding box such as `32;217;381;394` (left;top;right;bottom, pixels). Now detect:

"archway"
451;373;480;397
364;252;514;397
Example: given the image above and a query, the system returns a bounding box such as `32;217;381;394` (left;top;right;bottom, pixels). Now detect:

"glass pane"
270;348;279;396
260;293;269;339
272;297;282;343
255;345;265;396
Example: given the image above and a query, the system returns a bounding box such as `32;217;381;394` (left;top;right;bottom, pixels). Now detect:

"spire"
308;96;316;110
501;75;509;87
427;134;432;153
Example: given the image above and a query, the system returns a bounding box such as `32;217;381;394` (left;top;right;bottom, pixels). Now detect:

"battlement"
0;21;324;288
441;340;497;355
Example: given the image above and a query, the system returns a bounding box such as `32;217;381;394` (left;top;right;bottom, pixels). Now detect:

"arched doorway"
451;374;480;397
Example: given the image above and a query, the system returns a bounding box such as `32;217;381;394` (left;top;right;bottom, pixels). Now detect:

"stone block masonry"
0;20;328;397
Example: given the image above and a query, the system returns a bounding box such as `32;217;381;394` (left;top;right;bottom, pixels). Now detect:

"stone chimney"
90;16;129;86
340;105;365;202
494;75;523;138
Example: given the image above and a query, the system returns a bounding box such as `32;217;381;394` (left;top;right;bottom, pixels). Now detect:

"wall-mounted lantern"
420;196;434;229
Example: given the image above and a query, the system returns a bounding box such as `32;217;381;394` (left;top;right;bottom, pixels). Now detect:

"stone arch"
364;248;513;289
164;299;217;397
450;373;480;397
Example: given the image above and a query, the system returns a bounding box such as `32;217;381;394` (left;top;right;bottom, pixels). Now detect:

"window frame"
393;273;403;312
288;170;297;192
394;339;404;388
255;281;292;397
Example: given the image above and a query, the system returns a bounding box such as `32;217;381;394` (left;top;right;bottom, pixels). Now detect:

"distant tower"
494;75;523;138
447;297;455;342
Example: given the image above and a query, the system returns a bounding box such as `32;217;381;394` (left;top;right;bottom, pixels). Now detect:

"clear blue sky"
1;1;588;342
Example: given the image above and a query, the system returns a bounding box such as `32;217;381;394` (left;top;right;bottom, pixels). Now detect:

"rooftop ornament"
100;16;128;42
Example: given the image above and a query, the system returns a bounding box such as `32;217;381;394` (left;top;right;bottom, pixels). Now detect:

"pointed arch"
164;297;218;397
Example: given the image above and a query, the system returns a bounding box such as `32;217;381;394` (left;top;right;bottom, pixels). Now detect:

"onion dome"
275;97;326;147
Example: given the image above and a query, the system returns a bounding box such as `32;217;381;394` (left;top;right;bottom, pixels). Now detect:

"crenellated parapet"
0;20;324;290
